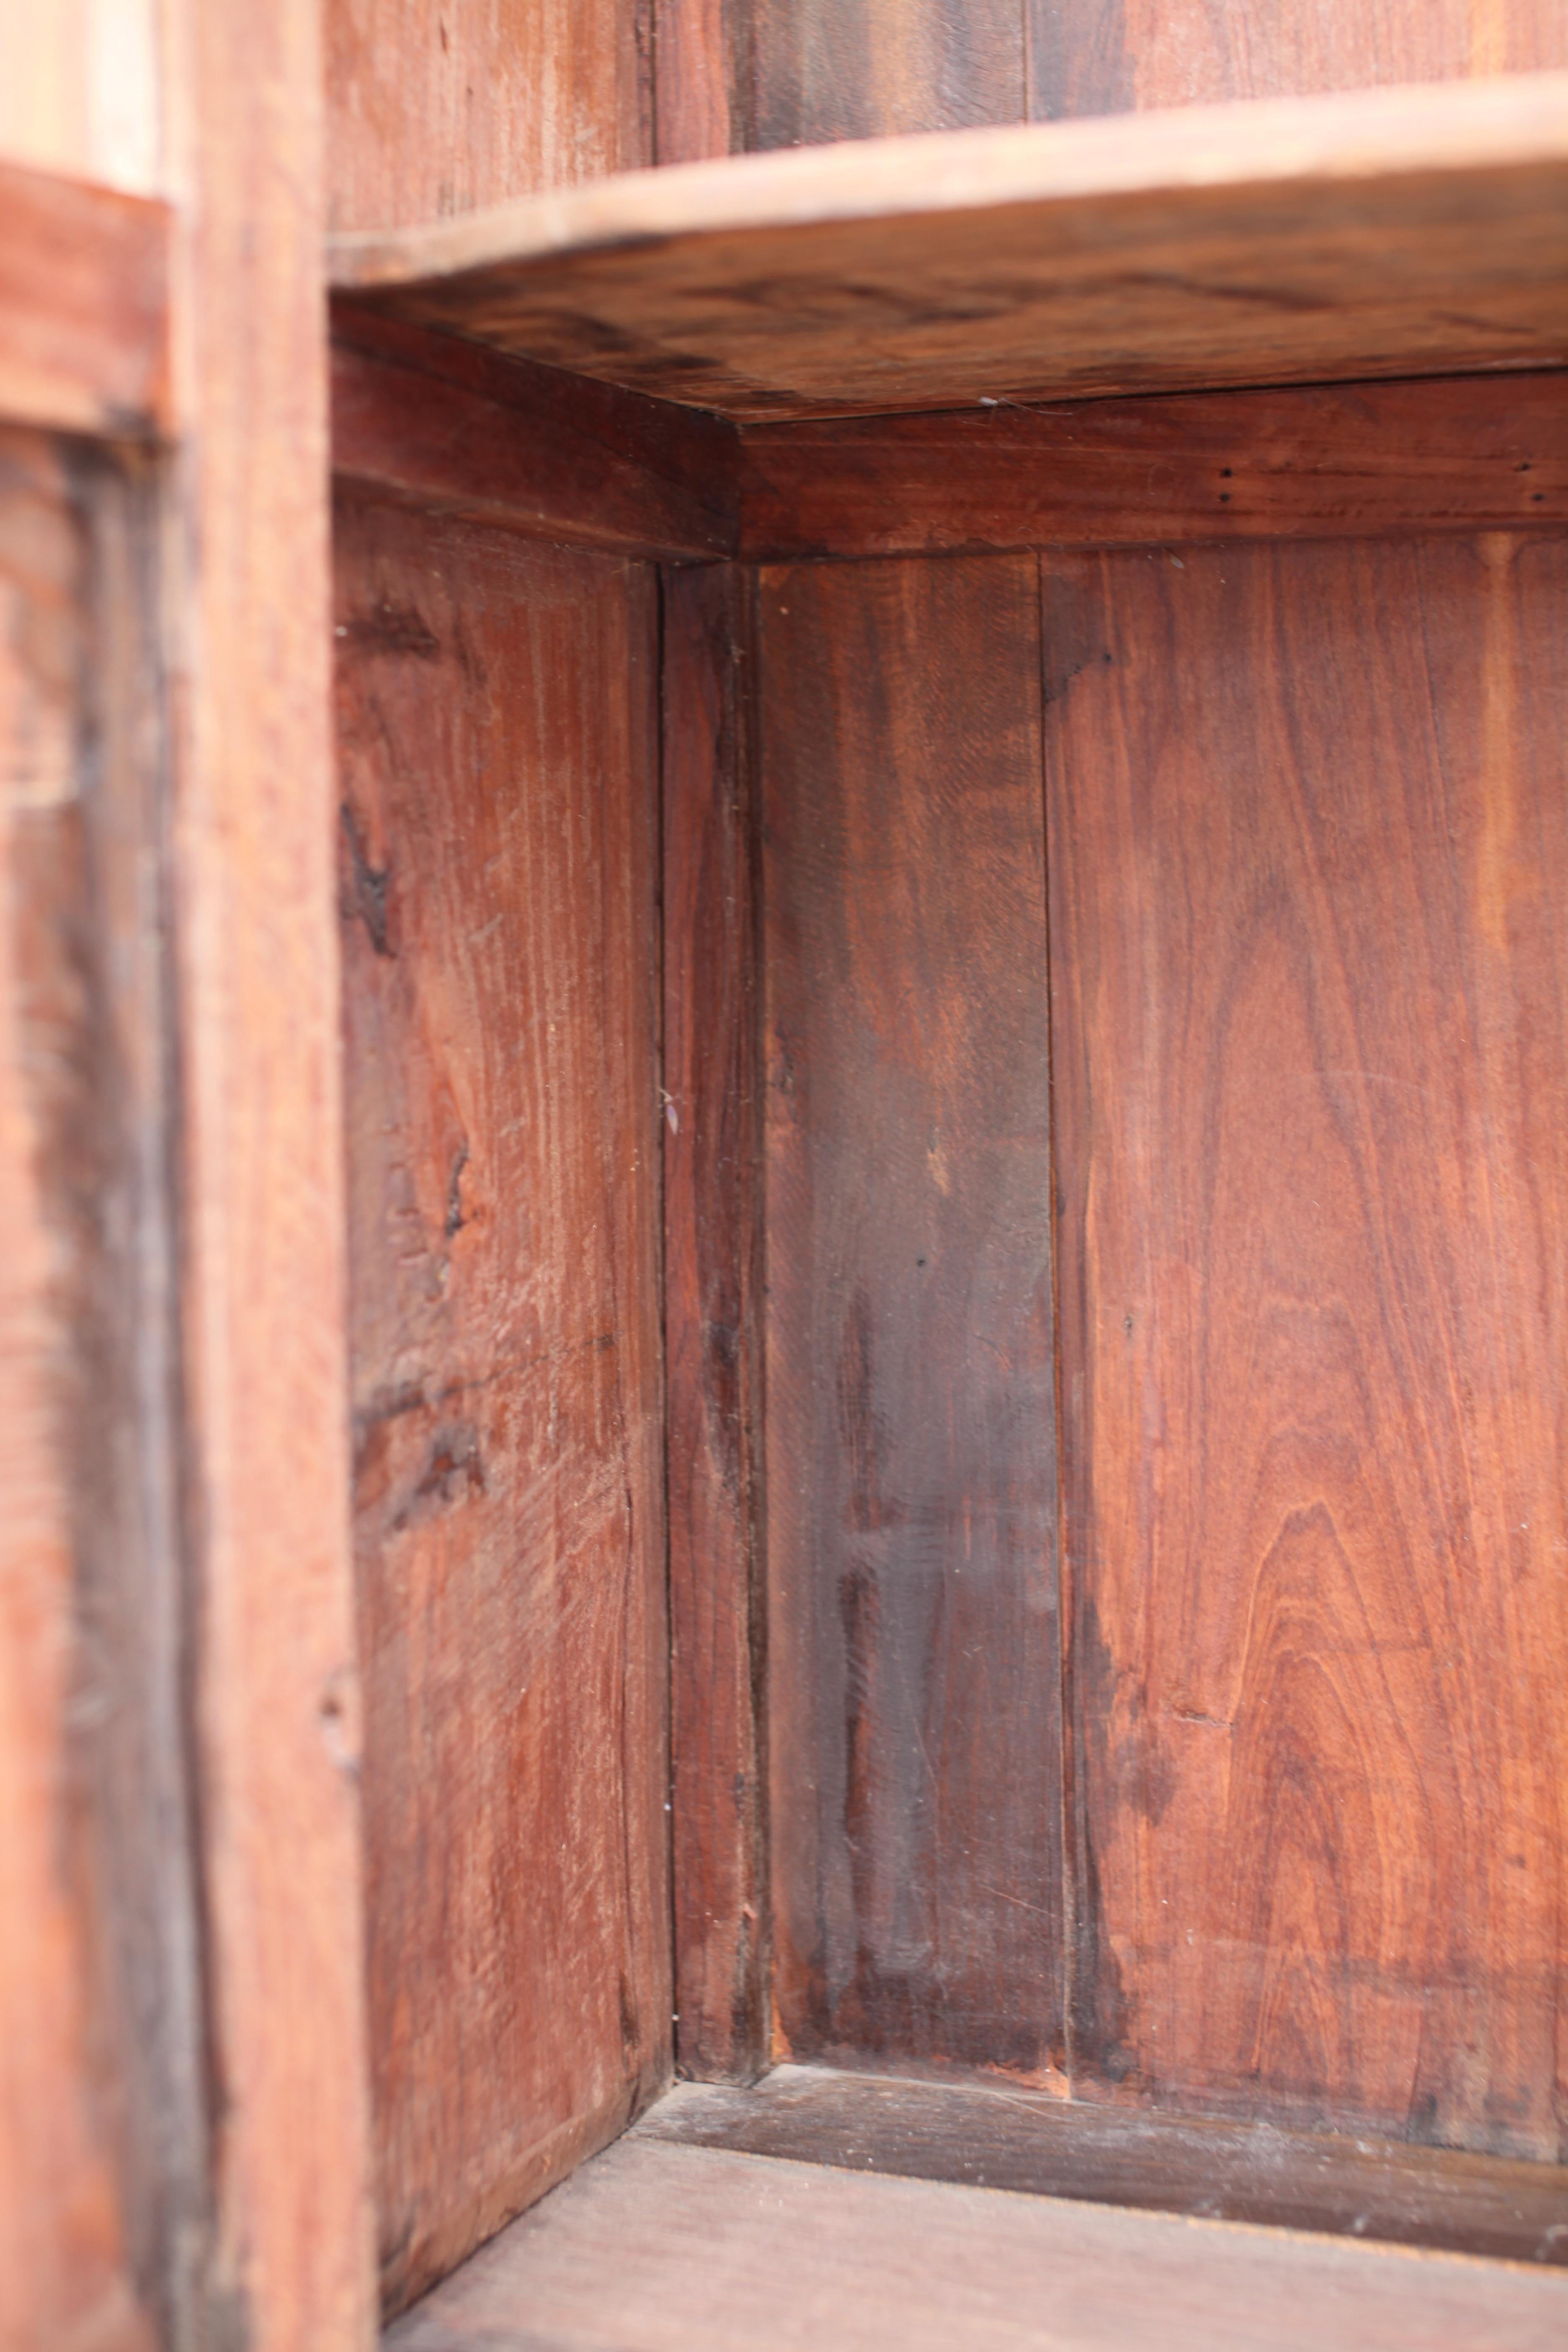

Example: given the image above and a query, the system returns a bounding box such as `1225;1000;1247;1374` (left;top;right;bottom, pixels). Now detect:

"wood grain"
1028;0;1567;122
163;2;377;2339
335;497;670;2313
386;2135;1568;2352
653;0;739;164
0;427;160;2352
325;0;651;232
0;156;168;437
638;2065;1568;2266
1047;534;1568;2156
329;74;1568;420
739;370;1568;559
761;556;1063;2078
743;0;1024;149
330;306;738;560
663;563;769;2084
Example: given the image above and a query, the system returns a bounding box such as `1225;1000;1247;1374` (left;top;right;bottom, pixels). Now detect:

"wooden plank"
325;0;650;232
652;0;738;165
0;426;162;2352
163;2;377;2341
743;1;1024;148
662;562;768;2083
328;74;1568;420
330;307;738;560
385;2136;1568;2352
0;157;168;436
336;497;670;2314
1046;535;1568;2153
636;2066;1568;2267
760;556;1063;2078
1027;0;1566;123
739;370;1568;559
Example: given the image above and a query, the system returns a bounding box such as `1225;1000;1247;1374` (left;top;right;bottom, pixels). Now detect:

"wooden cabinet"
3;8;1567;2348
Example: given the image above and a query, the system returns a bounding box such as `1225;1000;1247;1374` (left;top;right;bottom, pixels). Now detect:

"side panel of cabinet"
1047;533;1568;2157
0;428;175;2352
760;555;1065;2080
335;498;670;2311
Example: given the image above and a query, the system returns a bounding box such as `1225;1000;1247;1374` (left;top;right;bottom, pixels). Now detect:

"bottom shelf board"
387;2133;1568;2352
637;2065;1568;2269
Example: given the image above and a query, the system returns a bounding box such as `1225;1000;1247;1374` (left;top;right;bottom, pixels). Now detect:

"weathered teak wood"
328;75;1568;418
742;0;1025;148
326;0;651;232
637;2066;1568;2267
739;370;1568;558
760;556;1063;2077
661;562;769;2084
336;496;670;2316
0;424;178;2352
1025;0;1567;119
330;307;738;559
328;346;1568;562
0;157;168;436
165;3;379;2341
1047;534;1568;2152
385;2135;1568;2352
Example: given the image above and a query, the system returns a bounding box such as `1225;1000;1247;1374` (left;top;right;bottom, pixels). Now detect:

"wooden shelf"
328;73;1568;420
384;2124;1568;2352
634;2066;1568;2268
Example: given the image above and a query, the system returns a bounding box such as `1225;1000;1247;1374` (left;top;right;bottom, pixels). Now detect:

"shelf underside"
329;74;1568;420
386;2123;1568;2352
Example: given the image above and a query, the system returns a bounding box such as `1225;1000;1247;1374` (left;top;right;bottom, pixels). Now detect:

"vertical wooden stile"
162;1;377;2340
661;562;770;2081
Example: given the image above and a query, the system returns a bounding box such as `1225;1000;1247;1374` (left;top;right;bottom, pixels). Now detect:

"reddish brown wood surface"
761;555;1063;2079
168;5;379;2340
325;0;651;231
640;2066;1568;2265
0;156;168;436
740;371;1568;560
336;496;670;2312
1028;0;1566;121
743;1;1024;148
0;427;161;2352
656;0;1568;161
332;76;1568;422
330;307;738;559
1047;533;1568;2156
663;563;768;2084
387;2135;1568;2352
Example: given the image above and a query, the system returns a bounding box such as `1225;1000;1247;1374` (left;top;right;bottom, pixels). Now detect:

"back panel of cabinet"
757;531;1568;2156
1047;533;1568;2156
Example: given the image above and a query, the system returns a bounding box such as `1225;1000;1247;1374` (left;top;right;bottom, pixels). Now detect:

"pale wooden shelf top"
329;73;1568;420
385;2133;1568;2352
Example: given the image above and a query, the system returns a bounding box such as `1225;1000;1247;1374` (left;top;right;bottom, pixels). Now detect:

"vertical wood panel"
653;0;738;162
336;499;670;2313
0;427;161;2352
326;0;652;232
761;556;1064;2080
163;2;378;2340
1027;2;1565;121
663;563;768;2082
743;1;1023;148
1047;534;1568;2156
